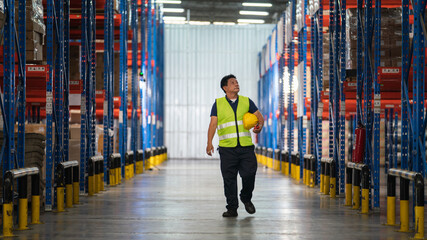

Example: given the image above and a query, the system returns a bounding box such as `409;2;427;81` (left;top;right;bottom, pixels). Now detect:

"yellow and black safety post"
345;166;352;206
360;165;370;214
351;164;361;210
330;160;336;198
353;168;361;210
73;165;80;204
129;151;135;178
99;158;105;191
125;151;133;180
295;152;301;181
56;164;66;212
109;153;121;186
164;146;168;162
144;148;151;170
306;154;316;188
320;160;325;193
155;147;161;166
65;164;73;208
109;154;116;186
136;150;144;174
303;155;308;186
114;154;122;184
414;174;424;239
17;174;29;230
273;149;280;171
320;158;333;194
387;168;424;237
88;157;95;196
57;161;79;208
3;171;14;237
290;152;295;179
266;148;273;169
31;172;42;224
385;173;396;226
146;148;155;170
281;151;289;176
96;157;103;193
261;147;267;166
161;146;166;164
3;167;41;233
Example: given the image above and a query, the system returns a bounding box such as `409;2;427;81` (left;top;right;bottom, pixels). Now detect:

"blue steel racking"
287;1;295;166
309;1;324;184
45;0;70;210
79;0;96;194
1;0;27;173
131;0;139;165
279;14;286;153
119;0;129;176
297;0;307;179
103;0;115;183
328;0;346;195
372;0;381;208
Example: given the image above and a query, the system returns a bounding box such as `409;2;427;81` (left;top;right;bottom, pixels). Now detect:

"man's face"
223;78;240;94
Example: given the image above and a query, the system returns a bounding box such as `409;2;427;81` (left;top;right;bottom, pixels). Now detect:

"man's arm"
252;110;264;134
206;116;218;156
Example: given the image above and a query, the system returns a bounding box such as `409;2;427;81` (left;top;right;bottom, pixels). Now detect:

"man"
206;74;264;217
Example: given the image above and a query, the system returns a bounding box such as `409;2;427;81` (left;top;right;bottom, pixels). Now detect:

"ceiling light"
242;2;273;7
164;20;186;24
237;19;265;24
163;16;186;21
213;22;236;25
156;0;181;4
189;21;211;25
162;8;185;13
239;10;269;16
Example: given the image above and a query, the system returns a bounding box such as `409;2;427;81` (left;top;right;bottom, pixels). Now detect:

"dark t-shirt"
210;96;258;117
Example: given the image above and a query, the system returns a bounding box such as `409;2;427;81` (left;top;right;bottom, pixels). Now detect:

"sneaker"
222;209;238;217
243;201;256;214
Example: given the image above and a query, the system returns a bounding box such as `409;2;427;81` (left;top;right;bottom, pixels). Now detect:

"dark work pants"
219;145;257;210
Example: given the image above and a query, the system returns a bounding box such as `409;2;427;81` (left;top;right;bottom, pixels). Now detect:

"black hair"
220;74;236;93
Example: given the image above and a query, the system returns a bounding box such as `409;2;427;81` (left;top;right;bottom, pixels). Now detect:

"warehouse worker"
206;74;264;218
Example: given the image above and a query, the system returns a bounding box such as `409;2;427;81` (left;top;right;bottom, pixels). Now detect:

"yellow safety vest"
216;96;253;147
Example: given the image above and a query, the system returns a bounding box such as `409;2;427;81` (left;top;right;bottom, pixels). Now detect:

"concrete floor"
18;159;413;240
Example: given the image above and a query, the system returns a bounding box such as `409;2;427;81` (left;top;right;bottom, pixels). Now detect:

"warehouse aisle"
20;160;407;240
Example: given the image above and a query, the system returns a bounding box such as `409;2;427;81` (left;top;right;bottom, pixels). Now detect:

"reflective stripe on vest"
216;96;253;147
218;132;251;141
217;120;243;130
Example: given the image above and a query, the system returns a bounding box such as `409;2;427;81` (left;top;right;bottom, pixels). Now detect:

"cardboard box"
69;124;81;139
70;45;81;80
95;52;121;96
70;109;81;124
26;49;43;61
69;139;81;162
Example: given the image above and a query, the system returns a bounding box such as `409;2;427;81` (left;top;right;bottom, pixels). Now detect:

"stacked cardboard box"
383;8;402;67
323;30;330;89
346;8;402;69
0;124;47;209
26;0;45;62
69;124;81;162
95;52;121;96
70;45;81;81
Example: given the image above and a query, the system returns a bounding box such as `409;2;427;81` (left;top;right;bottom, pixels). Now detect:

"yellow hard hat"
243;112;258;130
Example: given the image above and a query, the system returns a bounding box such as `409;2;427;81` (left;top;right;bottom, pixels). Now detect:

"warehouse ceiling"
161;0;287;24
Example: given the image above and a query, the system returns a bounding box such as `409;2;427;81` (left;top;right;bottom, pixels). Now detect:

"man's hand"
206;143;214;156
252;110;264;134
253;123;262;134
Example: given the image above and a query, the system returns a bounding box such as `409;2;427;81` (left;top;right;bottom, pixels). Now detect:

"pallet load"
345;8;402;69
26;0;46;63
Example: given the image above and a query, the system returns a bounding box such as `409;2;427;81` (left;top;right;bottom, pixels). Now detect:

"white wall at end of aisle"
164;24;275;159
